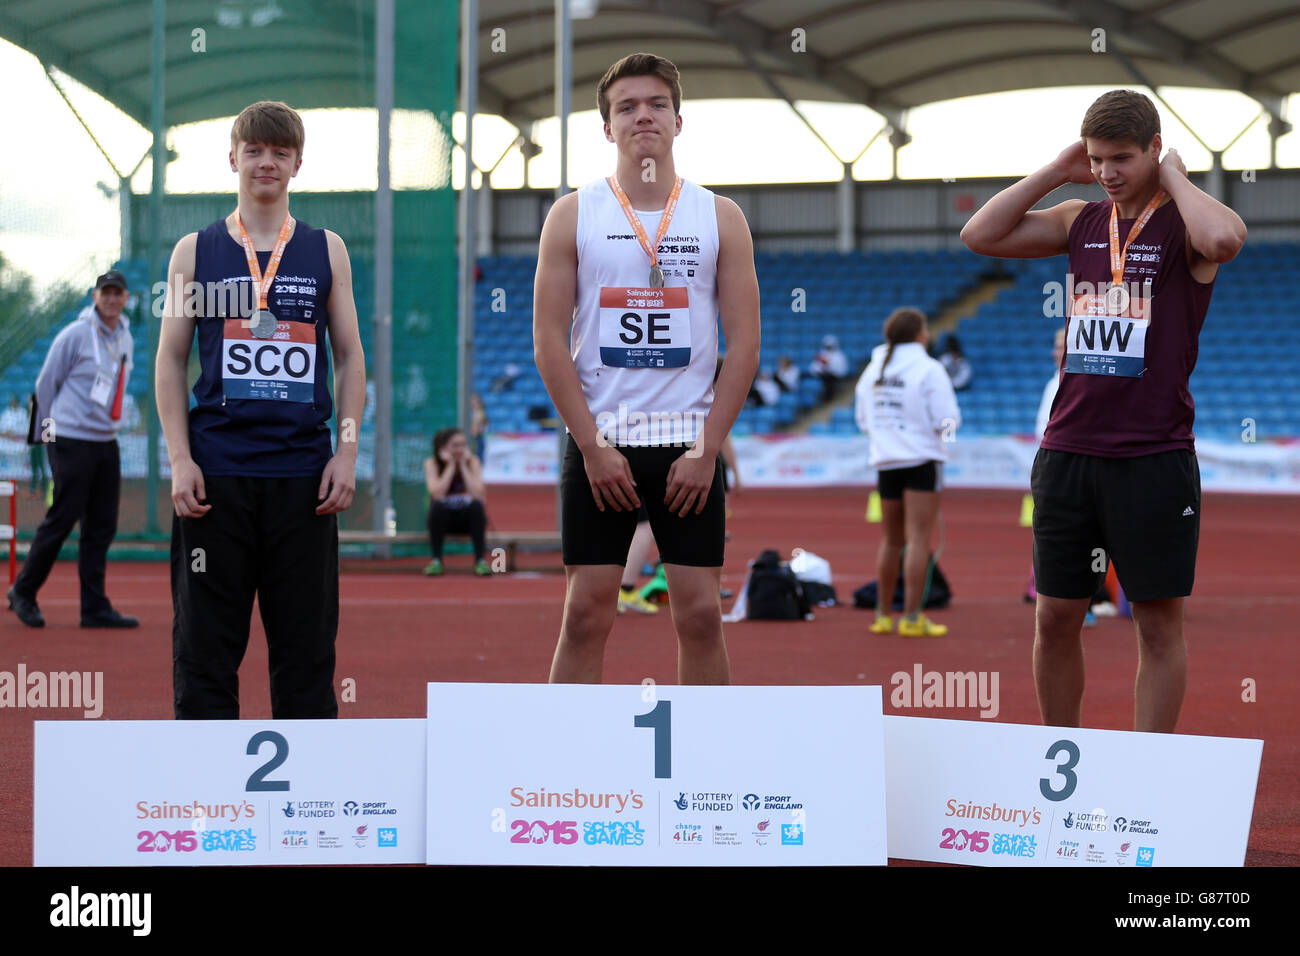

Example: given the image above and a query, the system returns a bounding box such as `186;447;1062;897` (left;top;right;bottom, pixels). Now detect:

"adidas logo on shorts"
1182;506;1195;516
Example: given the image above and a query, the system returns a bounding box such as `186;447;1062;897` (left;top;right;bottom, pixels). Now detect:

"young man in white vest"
534;53;760;684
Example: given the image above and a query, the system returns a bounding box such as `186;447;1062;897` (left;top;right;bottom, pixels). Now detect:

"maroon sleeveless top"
1041;198;1216;457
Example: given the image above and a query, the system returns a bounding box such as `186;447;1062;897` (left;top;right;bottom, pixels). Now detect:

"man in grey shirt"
7;270;139;628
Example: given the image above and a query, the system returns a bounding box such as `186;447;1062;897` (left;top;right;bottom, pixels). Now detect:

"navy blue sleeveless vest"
190;217;334;476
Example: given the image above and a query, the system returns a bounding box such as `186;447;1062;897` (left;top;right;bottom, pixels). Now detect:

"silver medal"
1105;284;1130;316
649;264;665;288
250;309;277;339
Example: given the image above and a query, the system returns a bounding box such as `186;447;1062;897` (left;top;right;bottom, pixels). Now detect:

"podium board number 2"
634;701;671;779
1039;739;1079;801
246;730;290;792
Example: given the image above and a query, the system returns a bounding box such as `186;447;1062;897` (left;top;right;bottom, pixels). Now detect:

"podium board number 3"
634;701;671;779
1039;739;1079;801
246;730;290;792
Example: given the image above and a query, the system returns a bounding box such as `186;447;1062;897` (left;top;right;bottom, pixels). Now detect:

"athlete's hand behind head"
1159;148;1187;187
1054;141;1095;186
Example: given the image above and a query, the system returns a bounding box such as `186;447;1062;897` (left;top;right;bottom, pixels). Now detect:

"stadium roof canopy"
2;0;1297;133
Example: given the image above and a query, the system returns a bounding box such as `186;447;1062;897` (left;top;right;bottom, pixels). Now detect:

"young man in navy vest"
534;53;760;684
156;101;366;718
961;90;1246;732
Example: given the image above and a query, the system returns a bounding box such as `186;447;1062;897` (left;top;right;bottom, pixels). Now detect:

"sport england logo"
742;794;760;810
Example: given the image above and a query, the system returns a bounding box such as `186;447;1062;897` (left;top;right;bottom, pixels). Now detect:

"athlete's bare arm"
156;233;211;519
1158;149;1247;282
318;230;365;515
960;143;1091;259
533;191;638;512
665;196;759;516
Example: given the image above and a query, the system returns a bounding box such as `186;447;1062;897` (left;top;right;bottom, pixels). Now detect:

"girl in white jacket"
855;308;961;637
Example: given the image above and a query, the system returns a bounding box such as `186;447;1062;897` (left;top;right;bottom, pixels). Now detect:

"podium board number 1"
1039;739;1079;801
634;700;671;779
246;730;290;792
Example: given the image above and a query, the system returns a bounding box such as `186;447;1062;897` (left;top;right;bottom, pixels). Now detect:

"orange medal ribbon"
607;175;683;287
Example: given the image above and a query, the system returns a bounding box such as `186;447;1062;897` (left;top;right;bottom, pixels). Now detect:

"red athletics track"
0;486;1295;866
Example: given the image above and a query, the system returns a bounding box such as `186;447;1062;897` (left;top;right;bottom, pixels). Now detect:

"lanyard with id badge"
599;176;692;369
88;321;128;420
222;213;317;403
1065;190;1163;378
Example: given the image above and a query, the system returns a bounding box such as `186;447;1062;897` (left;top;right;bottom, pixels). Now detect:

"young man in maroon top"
961;90;1246;732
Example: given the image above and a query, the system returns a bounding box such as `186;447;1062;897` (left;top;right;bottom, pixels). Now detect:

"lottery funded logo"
1063;809;1108;832
288;799;337;819
673;791;734;812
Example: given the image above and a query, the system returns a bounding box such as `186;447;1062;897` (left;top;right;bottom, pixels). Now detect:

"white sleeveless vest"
572;177;720;446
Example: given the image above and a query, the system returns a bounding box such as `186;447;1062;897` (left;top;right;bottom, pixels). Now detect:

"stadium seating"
5;243;1296;444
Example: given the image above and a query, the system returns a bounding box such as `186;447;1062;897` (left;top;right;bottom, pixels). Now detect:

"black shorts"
877;461;942;499
561;436;725;567
1031;448;1201;603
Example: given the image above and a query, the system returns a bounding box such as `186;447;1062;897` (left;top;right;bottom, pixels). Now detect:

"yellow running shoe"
619;588;659;615
898;614;948;637
869;615;894;634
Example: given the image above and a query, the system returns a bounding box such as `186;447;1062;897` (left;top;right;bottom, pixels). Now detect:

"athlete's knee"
561;591;617;644
1035;598;1088;641
671;594;723;643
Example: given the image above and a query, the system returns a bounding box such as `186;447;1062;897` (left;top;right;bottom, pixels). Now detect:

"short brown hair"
596;53;682;123
1080;90;1159;150
231;101;305;157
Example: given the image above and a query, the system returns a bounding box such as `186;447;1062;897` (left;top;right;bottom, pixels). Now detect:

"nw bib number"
1064;290;1149;378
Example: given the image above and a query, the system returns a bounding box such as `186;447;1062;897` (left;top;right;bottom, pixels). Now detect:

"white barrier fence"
482;433;1300;494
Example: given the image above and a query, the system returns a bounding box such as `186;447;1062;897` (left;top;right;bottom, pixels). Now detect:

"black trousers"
427;499;487;560
14;436;119;616
171;475;338;719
